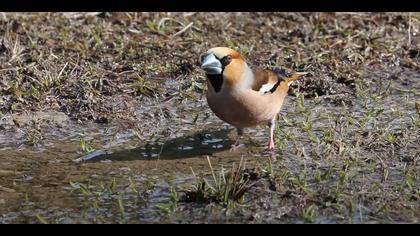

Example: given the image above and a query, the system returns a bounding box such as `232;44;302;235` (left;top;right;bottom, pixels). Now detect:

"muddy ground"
0;12;419;223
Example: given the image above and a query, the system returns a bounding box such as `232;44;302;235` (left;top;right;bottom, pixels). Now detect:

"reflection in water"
77;128;235;162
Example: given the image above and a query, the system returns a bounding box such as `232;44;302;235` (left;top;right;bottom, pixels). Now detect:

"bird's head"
200;47;247;92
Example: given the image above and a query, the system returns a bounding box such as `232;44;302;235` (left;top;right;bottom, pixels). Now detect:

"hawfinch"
200;47;307;151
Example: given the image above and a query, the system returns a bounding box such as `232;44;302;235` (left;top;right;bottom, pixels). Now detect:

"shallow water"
1;68;419;224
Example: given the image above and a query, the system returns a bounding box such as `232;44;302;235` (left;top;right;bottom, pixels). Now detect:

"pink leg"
267;118;276;151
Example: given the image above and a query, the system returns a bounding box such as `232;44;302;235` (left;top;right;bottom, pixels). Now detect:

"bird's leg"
267;117;276;151
230;127;244;150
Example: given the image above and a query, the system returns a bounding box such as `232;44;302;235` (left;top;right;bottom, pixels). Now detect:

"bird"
200;47;307;151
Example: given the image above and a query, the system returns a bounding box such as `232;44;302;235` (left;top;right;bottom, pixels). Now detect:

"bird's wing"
251;69;283;94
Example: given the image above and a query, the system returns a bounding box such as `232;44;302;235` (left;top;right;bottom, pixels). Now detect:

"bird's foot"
259;140;275;155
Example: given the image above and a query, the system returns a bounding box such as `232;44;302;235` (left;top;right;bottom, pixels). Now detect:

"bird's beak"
201;53;222;75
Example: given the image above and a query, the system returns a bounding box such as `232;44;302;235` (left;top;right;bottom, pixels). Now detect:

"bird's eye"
221;55;232;66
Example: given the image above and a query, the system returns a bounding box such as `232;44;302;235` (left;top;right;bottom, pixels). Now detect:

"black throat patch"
206;73;223;93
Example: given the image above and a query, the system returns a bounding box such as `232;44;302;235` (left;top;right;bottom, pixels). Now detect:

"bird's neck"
234;63;254;90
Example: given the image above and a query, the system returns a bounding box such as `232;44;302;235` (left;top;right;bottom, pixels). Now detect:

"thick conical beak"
201;53;222;75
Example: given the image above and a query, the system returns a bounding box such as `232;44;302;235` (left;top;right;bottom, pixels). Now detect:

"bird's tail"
273;68;308;82
285;72;308;83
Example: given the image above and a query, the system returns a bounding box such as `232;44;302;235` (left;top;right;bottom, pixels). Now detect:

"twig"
57;62;69;80
158;17;183;31
158;17;199;37
408;12;412;47
172;22;194;38
206;156;218;189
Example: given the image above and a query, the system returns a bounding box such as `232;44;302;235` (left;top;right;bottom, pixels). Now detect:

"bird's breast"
206;88;286;128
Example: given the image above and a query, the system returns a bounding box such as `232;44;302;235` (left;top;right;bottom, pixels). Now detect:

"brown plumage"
200;47;306;150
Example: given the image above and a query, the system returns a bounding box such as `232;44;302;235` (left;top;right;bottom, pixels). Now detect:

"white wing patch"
259;82;278;94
